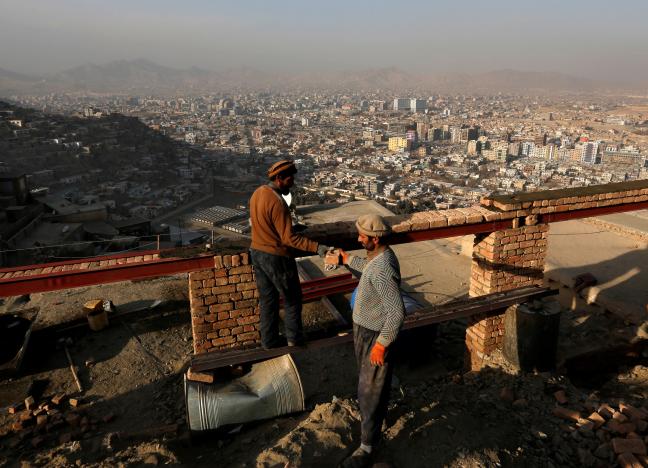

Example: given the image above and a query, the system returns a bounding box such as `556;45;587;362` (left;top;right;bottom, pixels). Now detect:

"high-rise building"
416;122;429;141
579;142;599;164
406;130;417;145
467;140;479;155
410;99;426;113
388;137;409;152
393;98;410;111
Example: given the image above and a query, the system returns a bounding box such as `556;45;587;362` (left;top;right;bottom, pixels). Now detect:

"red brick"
236;282;256;291
617;453;642;468
212;319;238;330
240;252;249;265
231;255;241;267
217;312;230;320
219;329;231;337
214;277;229;286
230;307;255;318
598;403;615;419
553;406;581;422
209;302;233;313
223;255;232;267
620;403;648;421
236;299;257;309
204;295;218;306
212;336;236;346
230;265;252;275
237;331;259;341
611;437;646;455
231;326;244;335
24;396;35;410
608;420;636;434
214;256;223;269
213;285;236;294
237;315;260;325
217;294;233;303
228;275;241;284
191;305;208;315
588;412;606;429
214;268;228;278
192;316;206;325
189;270;213;281
186;368;214;384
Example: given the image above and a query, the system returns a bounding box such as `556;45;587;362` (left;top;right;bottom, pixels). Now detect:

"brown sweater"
249;184;318;257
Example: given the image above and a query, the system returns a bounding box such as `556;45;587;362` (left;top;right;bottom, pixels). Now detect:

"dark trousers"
353;323;395;448
250;249;303;347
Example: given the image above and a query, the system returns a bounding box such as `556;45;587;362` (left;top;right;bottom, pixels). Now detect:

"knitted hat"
267;160;297;179
355;214;390;238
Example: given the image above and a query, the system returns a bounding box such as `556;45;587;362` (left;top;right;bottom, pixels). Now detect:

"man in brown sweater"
249;160;329;348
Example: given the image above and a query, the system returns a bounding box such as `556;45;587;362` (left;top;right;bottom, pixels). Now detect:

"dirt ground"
0;270;647;467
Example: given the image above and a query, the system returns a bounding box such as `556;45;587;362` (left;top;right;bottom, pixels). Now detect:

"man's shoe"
339;447;372;468
287;338;305;347
262;338;287;350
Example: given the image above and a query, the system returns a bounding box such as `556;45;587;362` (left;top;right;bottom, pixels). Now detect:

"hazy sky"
1;0;647;80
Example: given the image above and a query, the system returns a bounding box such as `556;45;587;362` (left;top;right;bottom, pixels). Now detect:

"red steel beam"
539;200;648;223
0;255;215;297
1;200;647;297
0;251;357;299
389;219;514;245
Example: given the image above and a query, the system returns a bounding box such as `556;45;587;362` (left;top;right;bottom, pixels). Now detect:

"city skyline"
1;0;648;81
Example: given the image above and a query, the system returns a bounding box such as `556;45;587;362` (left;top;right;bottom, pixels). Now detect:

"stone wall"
188;252;260;355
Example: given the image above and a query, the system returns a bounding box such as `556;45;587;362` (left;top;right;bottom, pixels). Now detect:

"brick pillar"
466;223;549;370
188;252;261;354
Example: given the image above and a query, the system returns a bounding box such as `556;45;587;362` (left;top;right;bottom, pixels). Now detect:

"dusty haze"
1;0;647;82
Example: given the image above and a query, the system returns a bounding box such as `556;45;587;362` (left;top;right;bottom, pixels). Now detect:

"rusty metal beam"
389;219;514;246
1;199;647;297
539;200;648;224
0;255;215;297
0;252;357;300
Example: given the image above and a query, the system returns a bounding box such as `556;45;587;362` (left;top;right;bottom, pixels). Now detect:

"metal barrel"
185;354;305;432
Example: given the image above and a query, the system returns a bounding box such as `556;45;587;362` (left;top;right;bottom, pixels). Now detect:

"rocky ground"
0;275;647;467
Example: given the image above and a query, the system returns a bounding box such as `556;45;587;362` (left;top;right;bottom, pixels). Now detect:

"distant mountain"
0;68;42;94
0;59;644;95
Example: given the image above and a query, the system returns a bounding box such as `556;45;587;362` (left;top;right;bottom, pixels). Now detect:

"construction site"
1;180;648;468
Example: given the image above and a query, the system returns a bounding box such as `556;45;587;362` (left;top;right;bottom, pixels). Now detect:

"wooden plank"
191;286;557;372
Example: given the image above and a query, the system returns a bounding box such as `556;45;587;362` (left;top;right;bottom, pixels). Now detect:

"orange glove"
370;342;386;366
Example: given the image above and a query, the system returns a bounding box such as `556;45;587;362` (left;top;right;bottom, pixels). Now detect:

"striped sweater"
348;247;405;346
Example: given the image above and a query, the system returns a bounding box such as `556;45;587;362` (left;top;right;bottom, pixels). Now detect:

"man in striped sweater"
336;214;405;468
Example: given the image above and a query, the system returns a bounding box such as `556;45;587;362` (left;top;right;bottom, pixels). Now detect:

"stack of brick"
466;217;550;370
3;394;114;451
189;252;260;354
482;179;648;216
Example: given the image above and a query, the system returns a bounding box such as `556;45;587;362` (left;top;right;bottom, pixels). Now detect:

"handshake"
317;245;349;270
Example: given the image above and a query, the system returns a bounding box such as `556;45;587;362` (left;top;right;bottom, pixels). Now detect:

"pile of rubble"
549;390;648;467
1;393;114;452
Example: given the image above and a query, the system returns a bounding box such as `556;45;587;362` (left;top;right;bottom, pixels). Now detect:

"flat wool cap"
355;214;390;237
267;160;297;179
